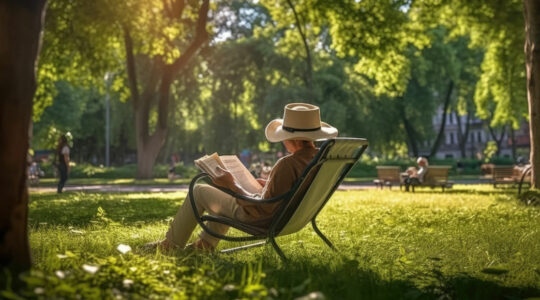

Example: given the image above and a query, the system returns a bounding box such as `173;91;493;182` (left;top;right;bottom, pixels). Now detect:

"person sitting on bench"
144;103;338;252
404;157;428;192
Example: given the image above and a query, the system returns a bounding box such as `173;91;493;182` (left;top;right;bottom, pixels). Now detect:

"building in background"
419;107;530;160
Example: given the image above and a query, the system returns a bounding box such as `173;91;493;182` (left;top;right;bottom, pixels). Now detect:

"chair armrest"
188;173;293;205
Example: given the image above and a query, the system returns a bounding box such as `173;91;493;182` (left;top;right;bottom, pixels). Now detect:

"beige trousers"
165;184;251;248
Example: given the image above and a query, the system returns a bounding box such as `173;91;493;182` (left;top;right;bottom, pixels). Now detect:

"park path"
30;183;376;193
29;179;487;193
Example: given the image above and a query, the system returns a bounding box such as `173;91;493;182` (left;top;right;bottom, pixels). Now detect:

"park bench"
491;165;532;190
409;166;453;192
492;165;518;187
373;166;403;190
188;138;368;261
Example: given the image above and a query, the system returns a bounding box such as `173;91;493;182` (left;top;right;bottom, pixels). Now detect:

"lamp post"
104;72;112;167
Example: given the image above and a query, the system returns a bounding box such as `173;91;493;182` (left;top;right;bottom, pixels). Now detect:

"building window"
450;133;455;144
471;132;475;143
477;131;482;143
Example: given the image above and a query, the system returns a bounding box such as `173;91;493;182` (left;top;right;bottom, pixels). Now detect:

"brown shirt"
237;147;318;219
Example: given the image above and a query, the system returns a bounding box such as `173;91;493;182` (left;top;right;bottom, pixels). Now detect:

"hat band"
282;126;321;133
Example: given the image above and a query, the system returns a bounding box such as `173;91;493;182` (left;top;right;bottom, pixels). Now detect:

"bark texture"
524;0;540;188
0;0;47;278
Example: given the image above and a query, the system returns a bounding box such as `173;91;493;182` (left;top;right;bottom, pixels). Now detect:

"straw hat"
265;103;338;142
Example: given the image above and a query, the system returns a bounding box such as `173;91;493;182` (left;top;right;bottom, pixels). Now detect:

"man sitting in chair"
145;103;338;251
404;157;429;192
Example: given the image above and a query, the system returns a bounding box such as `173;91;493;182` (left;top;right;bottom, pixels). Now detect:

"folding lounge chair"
188;138;368;261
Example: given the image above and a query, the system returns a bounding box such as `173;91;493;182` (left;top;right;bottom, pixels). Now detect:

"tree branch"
123;26;140;109
286;0;312;89
168;0;209;74
163;0;186;19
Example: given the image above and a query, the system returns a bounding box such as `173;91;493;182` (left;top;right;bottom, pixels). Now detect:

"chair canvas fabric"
279;140;360;235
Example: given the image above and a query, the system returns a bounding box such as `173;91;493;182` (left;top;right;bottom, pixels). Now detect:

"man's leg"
57;165;67;193
165;184;242;249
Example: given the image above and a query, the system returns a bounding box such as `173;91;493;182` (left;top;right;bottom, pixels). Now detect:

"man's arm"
211;167;253;197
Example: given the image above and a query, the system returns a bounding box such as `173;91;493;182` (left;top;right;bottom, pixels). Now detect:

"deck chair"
188;138;368;261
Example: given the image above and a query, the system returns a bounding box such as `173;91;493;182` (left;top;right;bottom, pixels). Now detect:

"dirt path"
30;183;379;193
29;179;488;193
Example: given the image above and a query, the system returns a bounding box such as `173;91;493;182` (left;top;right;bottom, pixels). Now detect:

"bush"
39;162;198;179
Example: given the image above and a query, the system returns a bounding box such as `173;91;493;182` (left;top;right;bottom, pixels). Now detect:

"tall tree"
524;0;540;188
40;0;211;178
0;0;47;280
123;0;210;178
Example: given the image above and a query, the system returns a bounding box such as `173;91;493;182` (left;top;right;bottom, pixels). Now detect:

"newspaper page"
220;155;263;194
194;153;225;177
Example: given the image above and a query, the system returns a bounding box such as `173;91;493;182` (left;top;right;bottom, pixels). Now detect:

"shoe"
139;239;177;253
185;239;215;252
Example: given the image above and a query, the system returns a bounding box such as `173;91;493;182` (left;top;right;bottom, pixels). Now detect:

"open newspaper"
194;153;263;194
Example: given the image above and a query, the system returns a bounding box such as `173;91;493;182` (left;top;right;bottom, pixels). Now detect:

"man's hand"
256;178;267;187
211;167;236;191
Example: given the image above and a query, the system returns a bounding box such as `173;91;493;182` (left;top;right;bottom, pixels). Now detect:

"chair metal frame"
188;138;368;261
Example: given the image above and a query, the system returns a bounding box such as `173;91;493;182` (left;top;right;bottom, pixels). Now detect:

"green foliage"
483;141;498;163
13;188;540;298
38;162;196;179
33;0;531;165
437;0;527;128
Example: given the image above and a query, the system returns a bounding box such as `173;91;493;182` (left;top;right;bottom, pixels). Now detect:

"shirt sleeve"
261;157;294;199
61;146;70;155
417;167;427;182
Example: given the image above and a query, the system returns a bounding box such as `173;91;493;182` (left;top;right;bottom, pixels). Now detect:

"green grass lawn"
35;177;193;186
7;185;540;299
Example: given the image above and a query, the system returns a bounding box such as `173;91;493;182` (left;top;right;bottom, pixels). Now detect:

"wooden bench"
492;165;516;187
373;166;403;190
410;166;453;192
492;165;532;189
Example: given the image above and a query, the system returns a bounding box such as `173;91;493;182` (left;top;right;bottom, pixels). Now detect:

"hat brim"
265;119;338;143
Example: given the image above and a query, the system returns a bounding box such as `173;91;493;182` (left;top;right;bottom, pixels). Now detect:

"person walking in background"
56;135;70;193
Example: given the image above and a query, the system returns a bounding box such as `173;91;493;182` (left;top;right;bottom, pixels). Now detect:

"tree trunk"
0;0;47;282
122;1;209;179
510;127;517;160
524;0;540;188
455;110;472;158
398;98;419;157
430;80;454;157
487;124;507;156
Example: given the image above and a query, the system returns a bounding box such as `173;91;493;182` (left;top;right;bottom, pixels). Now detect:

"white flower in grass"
55;270;65;279
117;244;132;254
123;279;134;288
82;264;99;274
34;287;45;294
163;270;170;275
129;267;137;272
57;254;68;259
296;291;326;300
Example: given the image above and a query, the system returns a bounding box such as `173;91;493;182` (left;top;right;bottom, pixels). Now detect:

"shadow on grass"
190;252;540;300
29;192;181;226
404;187;519;196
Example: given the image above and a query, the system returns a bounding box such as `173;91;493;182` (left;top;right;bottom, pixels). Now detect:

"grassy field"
5;185;540;299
